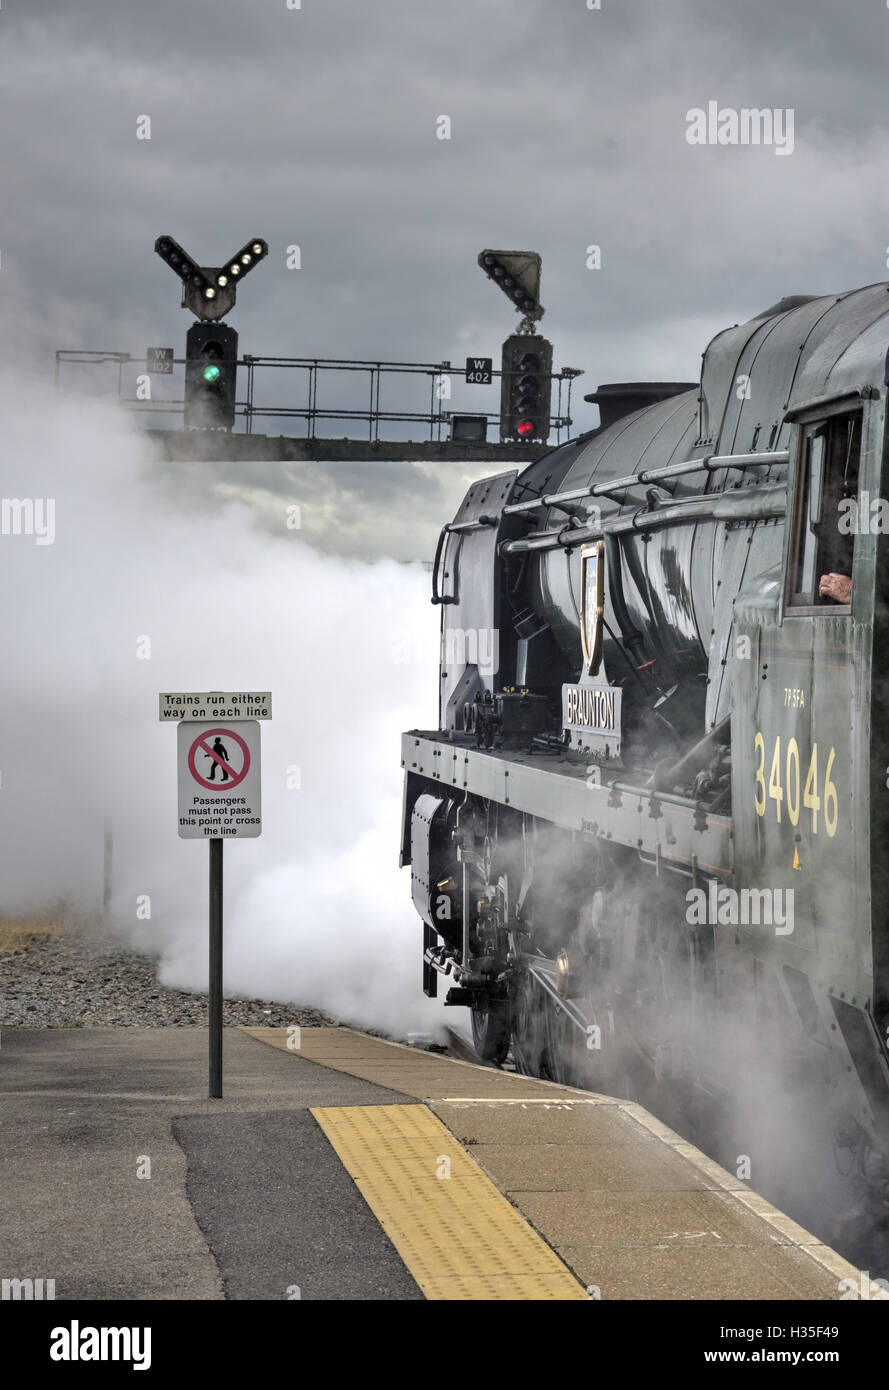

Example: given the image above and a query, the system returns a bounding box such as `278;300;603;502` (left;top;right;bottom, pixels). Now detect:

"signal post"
477;248;554;444
154;235;269;432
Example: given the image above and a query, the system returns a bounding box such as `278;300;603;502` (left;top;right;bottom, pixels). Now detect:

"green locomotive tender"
401;283;889;1186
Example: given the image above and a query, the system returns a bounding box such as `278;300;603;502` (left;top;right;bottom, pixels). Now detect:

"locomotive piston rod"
524;959;594;1034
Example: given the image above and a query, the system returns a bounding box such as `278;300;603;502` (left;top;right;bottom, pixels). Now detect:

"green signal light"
202;364;221;383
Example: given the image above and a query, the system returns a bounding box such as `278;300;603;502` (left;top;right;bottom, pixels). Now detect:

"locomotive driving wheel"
543;994;580;1087
510;969;546;1076
470;995;511;1064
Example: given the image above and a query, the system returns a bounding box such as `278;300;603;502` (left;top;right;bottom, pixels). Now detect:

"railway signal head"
184;322;238;430
155;236;268;321
478;249;544;324
500;333;553;443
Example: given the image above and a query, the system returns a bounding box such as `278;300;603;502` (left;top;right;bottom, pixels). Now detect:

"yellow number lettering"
754;731;766;816
803;743;820;833
768;736;783;823
786;737;800;826
824;747;838;837
755;734;834;833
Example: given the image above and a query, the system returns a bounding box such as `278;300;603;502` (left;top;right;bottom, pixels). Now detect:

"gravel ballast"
0;927;336;1029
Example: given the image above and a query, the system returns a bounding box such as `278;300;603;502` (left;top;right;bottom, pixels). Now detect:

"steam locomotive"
400;283;889;1195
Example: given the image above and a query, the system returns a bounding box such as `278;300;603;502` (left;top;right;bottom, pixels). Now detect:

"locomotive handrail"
609;780;728;812
445;515;498;533
431;525;458;605
501;480;787;554
501;449;789;516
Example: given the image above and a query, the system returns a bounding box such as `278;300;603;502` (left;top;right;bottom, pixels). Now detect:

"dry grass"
0;903;94;952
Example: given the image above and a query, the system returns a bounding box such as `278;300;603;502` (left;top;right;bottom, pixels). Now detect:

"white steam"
0;380;445;1037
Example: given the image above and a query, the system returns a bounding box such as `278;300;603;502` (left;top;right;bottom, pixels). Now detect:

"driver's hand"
819;573;852;604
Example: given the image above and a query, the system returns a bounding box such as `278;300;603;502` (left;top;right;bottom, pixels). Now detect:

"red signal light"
517;418;535;437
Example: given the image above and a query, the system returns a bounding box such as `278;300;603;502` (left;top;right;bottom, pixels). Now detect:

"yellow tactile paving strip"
311;1102;588;1300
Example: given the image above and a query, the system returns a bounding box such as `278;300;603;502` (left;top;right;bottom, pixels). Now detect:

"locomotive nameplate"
562;681;622;753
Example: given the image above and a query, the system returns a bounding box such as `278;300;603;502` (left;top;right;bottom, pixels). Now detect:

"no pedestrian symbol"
177;719;261;839
187;727;250;790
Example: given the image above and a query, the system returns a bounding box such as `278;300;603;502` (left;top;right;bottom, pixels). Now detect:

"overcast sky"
4;0;889;557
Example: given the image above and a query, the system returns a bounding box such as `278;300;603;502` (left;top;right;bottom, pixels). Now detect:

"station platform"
0;1024;876;1301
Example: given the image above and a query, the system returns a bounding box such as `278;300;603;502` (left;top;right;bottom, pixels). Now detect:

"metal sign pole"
162;693;268;1099
209;837;223;1098
102;819;113;924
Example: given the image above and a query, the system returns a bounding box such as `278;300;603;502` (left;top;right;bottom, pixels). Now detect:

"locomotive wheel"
510;970;546;1076
543;996;578;1087
471;997;511;1064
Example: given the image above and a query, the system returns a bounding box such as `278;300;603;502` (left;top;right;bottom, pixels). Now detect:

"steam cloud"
0;380;445;1038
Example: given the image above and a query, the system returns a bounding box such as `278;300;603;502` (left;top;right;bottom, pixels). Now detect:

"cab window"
787;409;860;611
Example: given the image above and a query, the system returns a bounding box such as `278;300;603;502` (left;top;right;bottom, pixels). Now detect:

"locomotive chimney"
584;381;697;430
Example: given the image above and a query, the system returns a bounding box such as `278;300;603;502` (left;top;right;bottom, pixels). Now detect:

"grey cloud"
4;0;889;555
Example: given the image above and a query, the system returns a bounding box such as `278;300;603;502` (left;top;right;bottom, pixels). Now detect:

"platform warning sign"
159;691;272;722
177;720;261;838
